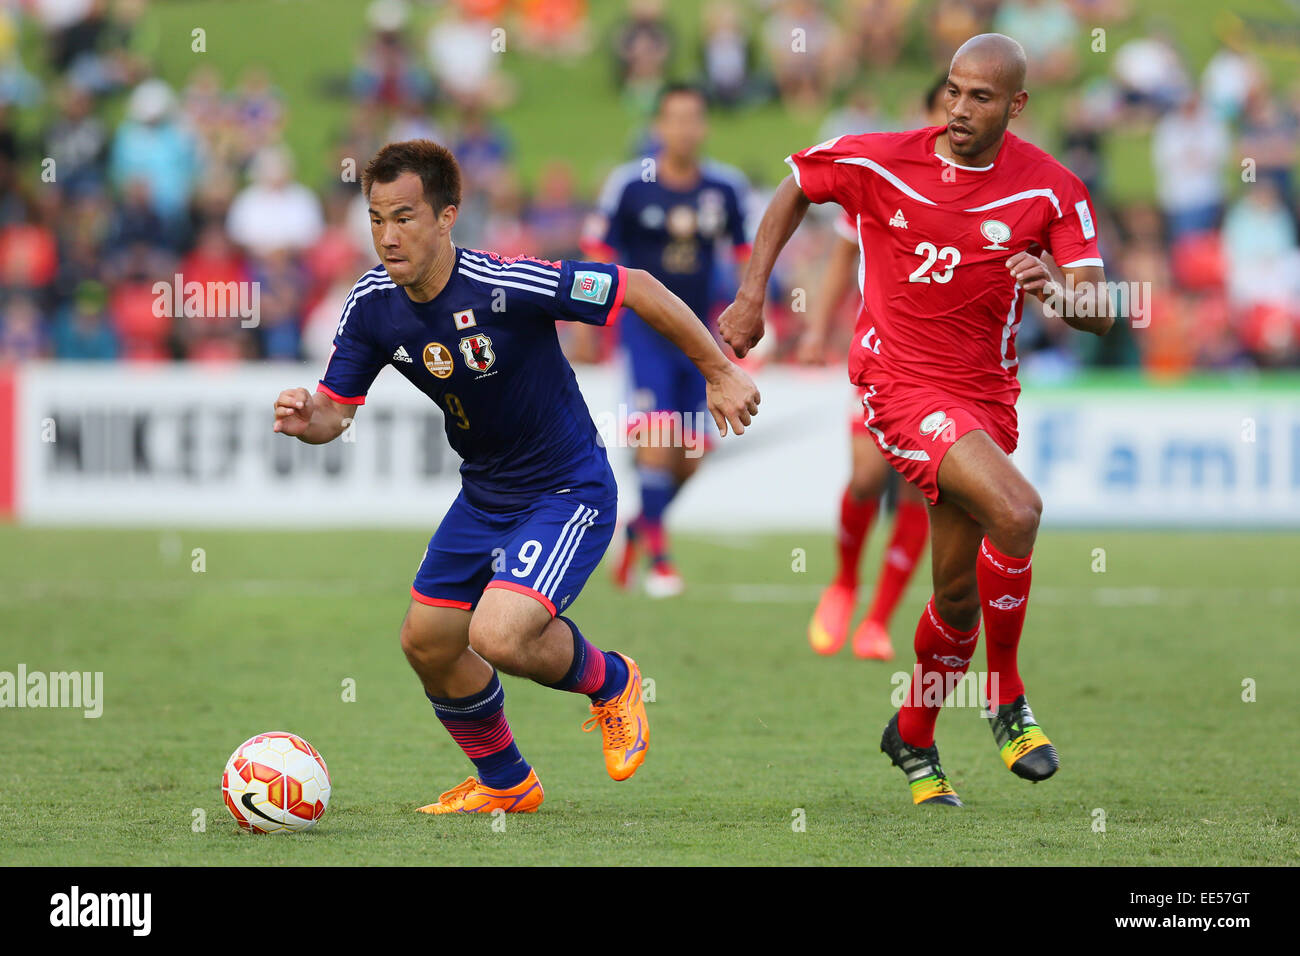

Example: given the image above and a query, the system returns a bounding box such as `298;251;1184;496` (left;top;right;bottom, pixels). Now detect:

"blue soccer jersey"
319;248;625;511
583;159;751;344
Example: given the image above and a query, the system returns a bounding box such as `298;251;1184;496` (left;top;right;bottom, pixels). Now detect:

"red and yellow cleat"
808;581;855;656
852;617;894;660
582;653;649;781
416;768;544;814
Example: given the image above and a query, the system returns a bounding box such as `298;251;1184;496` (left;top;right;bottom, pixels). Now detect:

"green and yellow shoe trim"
997;723;1052;770
909;773;960;805
988;695;1060;781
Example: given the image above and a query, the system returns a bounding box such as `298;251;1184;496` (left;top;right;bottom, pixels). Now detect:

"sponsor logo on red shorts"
919;410;956;443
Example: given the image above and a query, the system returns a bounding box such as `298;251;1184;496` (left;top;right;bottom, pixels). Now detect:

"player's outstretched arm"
718;175;811;358
1007;253;1113;336
622;268;760;437
272;387;357;444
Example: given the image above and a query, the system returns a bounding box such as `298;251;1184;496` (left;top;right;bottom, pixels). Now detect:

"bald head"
938;33;1030;164
951;33;1027;97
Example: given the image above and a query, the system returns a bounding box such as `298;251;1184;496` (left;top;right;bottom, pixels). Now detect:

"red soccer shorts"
856;379;1018;504
849;386;871;437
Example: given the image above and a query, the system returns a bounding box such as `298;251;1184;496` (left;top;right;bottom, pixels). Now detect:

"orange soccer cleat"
416;768;545;814
808;581;856;655
582;653;649;781
852;617;895;660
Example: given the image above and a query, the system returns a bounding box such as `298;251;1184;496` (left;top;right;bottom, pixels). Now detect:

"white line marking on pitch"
723;585;1300;606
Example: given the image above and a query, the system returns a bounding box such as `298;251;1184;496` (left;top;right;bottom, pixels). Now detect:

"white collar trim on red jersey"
934;151;995;171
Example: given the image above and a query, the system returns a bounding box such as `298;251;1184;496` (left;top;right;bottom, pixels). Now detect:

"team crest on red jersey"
459;333;495;372
980;219;1012;251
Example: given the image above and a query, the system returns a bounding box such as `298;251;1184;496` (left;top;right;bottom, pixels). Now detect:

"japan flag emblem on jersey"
459;333;495;372
453;308;477;330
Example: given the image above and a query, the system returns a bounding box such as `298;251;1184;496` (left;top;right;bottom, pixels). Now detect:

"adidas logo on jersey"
393;345;413;363
890;209;908;229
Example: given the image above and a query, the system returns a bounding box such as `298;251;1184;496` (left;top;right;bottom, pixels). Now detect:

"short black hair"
362;139;462;213
655;81;709;116
924;73;949;114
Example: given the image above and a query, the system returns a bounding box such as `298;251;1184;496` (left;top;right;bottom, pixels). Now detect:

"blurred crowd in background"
1;0;1298;375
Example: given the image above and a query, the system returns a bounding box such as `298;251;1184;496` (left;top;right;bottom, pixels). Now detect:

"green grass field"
1;525;1297;866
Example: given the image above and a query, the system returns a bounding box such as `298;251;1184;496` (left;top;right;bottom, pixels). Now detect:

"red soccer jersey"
787;126;1103;406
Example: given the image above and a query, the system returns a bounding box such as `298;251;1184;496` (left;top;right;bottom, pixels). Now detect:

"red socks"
864;499;929;626
977;536;1032;706
897;598;980;748
633;516;668;566
896;537;1033;746
834;488;878;589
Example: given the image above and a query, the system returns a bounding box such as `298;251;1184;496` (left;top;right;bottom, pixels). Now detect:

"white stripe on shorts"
531;505;586;594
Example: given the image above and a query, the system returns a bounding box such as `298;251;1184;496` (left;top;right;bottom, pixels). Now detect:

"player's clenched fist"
717;293;765;359
1005;252;1061;302
272;387;314;436
706;363;761;437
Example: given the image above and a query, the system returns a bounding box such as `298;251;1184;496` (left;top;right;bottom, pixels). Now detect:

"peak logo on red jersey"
890;208;909;229
459;333;495;372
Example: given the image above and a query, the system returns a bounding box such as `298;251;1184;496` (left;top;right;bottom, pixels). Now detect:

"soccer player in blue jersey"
581;83;753;597
272;140;759;813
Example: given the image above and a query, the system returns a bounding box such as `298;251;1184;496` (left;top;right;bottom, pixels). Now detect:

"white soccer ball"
221;731;331;833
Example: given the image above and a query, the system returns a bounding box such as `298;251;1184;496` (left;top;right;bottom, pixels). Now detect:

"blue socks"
427;672;531;790
543;616;630;703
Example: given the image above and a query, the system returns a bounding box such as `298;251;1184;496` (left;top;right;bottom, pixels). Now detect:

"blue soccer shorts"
623;345;716;451
411;489;616;617
625;344;706;419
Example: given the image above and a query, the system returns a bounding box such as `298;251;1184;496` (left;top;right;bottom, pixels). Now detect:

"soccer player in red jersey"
720;34;1112;806
799;77;950;662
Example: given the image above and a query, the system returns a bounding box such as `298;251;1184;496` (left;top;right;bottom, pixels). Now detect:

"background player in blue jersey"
271;140;759;814
581;83;753;598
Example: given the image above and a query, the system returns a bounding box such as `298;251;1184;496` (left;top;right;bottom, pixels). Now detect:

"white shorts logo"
919;410;955;443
